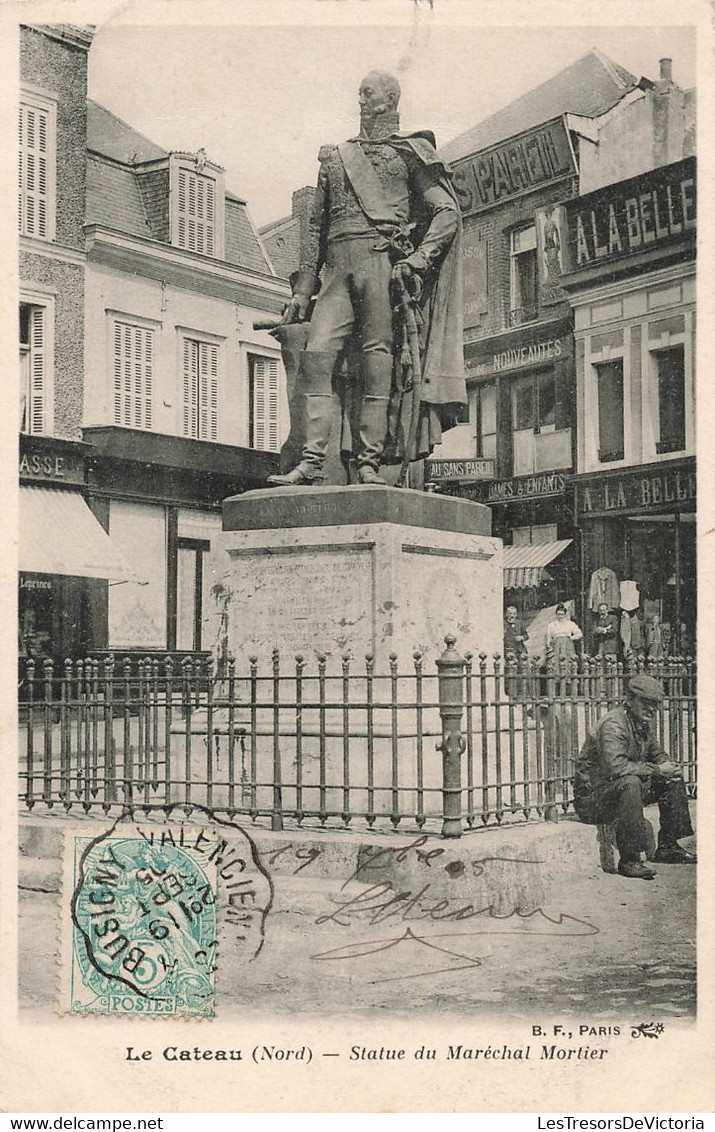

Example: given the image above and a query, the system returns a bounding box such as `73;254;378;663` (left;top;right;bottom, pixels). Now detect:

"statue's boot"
267;352;336;487
356;353;392;486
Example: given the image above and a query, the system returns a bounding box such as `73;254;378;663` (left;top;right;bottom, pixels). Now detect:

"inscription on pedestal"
226;543;374;658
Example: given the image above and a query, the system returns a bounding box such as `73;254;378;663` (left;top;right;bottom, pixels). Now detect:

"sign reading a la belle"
566;157;696;269
452;118;575;216
577;461;696;516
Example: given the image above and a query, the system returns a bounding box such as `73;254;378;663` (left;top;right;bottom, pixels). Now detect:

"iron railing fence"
18;640;697;836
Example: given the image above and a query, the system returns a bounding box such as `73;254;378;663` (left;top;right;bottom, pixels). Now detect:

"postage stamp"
59;813;273;1018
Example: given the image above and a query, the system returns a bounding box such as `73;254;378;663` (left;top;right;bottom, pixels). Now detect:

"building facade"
17;24;136;669
18;27;292;668
82;102;291;660
431;51;695;625
562;156;696;656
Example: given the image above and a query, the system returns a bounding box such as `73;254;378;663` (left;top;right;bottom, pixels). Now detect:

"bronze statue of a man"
268;70;467;487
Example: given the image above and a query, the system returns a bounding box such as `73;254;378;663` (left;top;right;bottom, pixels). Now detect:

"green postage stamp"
61;825;220;1018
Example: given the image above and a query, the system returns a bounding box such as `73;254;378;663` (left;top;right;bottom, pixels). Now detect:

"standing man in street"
267;70;466;487
504;604;529;699
574;674;696;879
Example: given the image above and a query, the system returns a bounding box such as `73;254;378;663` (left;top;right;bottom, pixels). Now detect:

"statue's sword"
394;275;424;489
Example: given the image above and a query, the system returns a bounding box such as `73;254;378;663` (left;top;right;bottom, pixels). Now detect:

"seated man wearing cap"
574;674;695;880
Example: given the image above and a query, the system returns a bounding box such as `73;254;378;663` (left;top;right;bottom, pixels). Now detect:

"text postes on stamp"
61;814;273;1018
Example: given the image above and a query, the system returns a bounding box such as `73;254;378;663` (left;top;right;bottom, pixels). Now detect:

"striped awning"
503;539;573;589
19;486;143;582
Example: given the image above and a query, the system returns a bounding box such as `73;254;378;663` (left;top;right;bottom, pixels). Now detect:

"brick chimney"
292;186;315;253
653;57;688;166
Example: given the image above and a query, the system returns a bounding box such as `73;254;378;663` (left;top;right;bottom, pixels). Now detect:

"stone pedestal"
209;485;502;667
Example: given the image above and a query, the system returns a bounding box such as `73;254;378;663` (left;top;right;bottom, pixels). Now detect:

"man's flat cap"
628;674;665;701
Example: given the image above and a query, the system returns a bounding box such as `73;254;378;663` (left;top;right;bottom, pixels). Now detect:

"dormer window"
169;152;224;258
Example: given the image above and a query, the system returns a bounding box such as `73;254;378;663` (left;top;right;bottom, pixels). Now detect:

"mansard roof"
86;100;275;275
441;49;639;163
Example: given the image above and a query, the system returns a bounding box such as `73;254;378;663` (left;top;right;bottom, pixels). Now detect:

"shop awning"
503;539;573;589
19;487;143;583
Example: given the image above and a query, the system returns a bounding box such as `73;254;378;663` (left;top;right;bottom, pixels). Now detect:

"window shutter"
176;167;216;255
253;359;266;450
267;357;279;451
30;306;45;434
183;338;196;437
250;355;280;452
206;181;215;256
114;322;153;429
19;103;49;238
178;170;187;248
208;343;219;440
144;330;153;429
198;343;209;438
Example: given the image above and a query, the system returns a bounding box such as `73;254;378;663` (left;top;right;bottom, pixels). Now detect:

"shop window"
108;502;167;650
19;299;53;435
170;156;224;258
654;346;686;454
511;524;558;547
511;372;571;476
473;382;496;461
595;360;625;462
18;92;56;241
175;540;207;652
248;354;280;452
113;320;154;430
509;225;538;326
182;338;219;441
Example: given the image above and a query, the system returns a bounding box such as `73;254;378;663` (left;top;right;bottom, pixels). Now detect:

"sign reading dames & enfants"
577;462;696;516
471;471;568;504
565;157;696;269
452;118;575;216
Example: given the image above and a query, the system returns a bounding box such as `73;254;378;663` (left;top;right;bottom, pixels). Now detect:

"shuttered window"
20;303;48;434
595;360;625;463
248;354;280;452
177;169;216;256
113;322;154;429
183;339;219;440
19;98;55;240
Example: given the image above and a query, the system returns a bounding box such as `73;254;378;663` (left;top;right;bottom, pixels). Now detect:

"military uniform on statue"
267;70;466;487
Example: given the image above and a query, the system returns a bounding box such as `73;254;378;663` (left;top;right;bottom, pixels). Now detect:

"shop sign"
535;204;567;305
20;575;54;591
565;157;696;270
427;457;495;482
477;471;568;503
19;439;85;485
462;229;489;329
467;336;567;379
452;119;575;216
578;465;696;515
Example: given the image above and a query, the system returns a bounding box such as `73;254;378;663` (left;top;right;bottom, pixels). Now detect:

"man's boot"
267;352;336;486
356;353;392;486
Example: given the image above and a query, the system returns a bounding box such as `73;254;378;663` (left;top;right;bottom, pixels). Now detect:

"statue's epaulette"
318;144;336;162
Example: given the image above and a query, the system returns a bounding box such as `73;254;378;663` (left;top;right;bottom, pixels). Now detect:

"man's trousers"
594;774;694;861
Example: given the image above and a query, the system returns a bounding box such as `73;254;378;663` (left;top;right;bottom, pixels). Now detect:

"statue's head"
358;71;401;126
